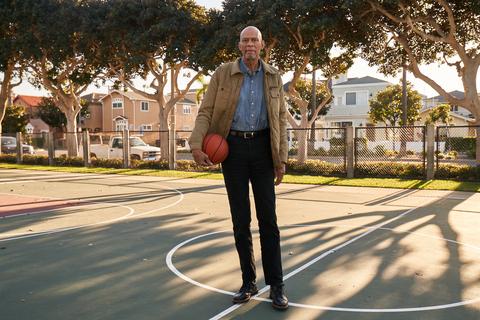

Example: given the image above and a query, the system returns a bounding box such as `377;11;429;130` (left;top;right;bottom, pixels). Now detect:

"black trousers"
221;132;283;286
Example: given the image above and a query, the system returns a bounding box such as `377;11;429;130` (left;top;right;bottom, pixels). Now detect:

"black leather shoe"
269;284;288;310
232;282;259;303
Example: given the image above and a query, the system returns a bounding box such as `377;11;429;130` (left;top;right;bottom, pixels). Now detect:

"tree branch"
393;32;467;108
437;0;456;35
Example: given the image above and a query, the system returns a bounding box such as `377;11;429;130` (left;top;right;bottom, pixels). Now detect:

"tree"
23;0;108;157
369;83;422;126
1;104;28;134
0;0;24;149
425;104;453;125
369;83;422;151
348;0;480;162
37;97;89;130
103;0;215;162
219;0;357;162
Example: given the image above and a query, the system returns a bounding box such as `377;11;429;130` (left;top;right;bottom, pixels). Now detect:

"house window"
183;105;191;114
115;119;127;131
345;92;356;106
112;98;123;109
141;101;149;112
140;124;152;131
451;105;458;112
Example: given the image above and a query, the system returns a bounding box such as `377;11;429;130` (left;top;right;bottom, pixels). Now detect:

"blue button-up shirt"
231;59;269;131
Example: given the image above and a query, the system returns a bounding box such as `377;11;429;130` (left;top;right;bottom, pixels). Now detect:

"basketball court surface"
1;168;480;320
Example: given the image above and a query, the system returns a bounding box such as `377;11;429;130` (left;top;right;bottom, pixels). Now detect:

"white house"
316;74;391;141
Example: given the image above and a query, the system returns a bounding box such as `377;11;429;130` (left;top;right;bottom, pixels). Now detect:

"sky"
13;0;478;99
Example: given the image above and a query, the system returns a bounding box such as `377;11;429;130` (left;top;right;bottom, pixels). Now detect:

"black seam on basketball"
211;139;224;163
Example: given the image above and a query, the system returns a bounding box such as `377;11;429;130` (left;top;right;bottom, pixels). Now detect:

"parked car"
1;136;35;154
89;135;161;160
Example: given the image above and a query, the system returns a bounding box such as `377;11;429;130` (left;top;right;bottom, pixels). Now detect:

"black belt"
229;129;269;139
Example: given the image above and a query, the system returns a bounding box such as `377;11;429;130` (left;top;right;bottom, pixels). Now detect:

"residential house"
99;89;200;144
80;92;105;132
318;74;391;141
418;90;475;137
12;95;50;134
423;90;472;118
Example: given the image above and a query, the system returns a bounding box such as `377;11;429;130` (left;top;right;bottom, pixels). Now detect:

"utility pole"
169;66;176;169
309;69;317;153
400;58;408;155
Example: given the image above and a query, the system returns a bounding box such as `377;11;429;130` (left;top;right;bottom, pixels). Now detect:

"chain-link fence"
287;128;347;176
4;126;480;181
436;125;478;167
355;126;426;178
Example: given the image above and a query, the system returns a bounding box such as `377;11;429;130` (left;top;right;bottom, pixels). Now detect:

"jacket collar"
231;58;276;75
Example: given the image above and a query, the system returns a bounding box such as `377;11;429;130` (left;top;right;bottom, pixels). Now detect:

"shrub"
0;154;16;163
373;145;386;156
436;164;480;181
54;155;84;167
355;162;424;179
22;155;49;165
286;159;345;177
91;158;123;168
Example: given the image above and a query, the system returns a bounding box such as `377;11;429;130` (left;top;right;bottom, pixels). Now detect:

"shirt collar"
239;58;262;76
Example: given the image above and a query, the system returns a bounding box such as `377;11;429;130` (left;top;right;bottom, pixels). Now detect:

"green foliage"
286;79;332;121
445;137;476;154
425;104;452;125
369;83;422;126
356;162;425;179
91;158;124;169
36;97;89;130
22;155;49;165
0;154;16;163
436;164;480;181
54;155;84;167
2;104;28;133
286;159;346;177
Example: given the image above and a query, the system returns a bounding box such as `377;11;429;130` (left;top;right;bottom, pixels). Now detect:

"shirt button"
251;114;254;117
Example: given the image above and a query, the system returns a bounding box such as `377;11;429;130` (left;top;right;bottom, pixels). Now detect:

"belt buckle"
243;131;254;139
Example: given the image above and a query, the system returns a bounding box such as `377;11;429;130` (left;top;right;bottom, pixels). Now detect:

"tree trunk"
158;110;169;161
65;111;79;157
296;129;308;163
475;121;480;165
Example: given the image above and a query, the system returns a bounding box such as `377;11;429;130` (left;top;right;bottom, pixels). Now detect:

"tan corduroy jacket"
189;59;288;168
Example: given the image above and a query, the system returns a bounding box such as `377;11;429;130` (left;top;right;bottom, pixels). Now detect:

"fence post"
123;129;130;168
48;132;55;165
346;126;354;178
83;130;90;167
16;132;23;164
426;124;435;180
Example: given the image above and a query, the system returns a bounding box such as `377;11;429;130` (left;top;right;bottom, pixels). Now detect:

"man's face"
238;28;264;62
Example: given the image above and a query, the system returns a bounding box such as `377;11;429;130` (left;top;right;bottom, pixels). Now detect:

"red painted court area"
0;194;81;218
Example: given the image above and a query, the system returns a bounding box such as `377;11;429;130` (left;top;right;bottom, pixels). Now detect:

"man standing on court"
189;26;288;310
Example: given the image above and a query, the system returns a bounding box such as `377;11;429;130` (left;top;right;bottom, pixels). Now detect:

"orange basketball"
202;133;229;164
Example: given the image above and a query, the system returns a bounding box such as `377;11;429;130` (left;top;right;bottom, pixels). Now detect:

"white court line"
166;207;416;320
166;211;480;317
0;180;34;185
0;184;184;242
207;207;417;319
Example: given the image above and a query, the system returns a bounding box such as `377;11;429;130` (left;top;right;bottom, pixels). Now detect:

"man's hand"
274;163;286;186
192;149;213;166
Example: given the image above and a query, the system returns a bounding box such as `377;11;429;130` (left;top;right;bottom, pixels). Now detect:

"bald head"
238;26;265;66
239;26;263;42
